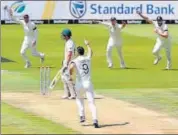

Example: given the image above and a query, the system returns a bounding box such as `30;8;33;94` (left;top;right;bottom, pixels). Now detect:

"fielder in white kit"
60;29;76;99
137;11;171;69
69;40;99;128
96;17;127;68
5;7;45;68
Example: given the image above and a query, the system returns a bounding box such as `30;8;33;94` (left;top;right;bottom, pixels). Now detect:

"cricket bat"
49;70;61;90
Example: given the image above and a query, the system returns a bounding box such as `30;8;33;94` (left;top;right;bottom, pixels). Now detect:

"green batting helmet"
61;29;72;37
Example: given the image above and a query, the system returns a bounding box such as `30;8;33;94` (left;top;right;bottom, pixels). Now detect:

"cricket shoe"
24;61;31;68
108;63;113;68
80;116;85;123
93;120;100;128
40;53;45;64
61;95;69;99
166;62;171;70
166;67;171;70
166;65;171;70
153;57;162;65
68;96;76;100
120;64;126;69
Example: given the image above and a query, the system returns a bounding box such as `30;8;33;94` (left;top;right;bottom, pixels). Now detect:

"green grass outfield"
2;24;178;133
1;102;77;134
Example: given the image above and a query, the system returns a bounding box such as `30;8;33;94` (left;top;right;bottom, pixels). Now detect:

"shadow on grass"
82;122;129;128
162;69;178;71
1;57;16;63
31;66;56;69
59;97;104;100
112;67;144;70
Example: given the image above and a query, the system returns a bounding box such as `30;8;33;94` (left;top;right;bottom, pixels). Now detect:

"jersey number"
81;64;89;75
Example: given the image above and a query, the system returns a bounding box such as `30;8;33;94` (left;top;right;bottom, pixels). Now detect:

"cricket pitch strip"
2;91;178;134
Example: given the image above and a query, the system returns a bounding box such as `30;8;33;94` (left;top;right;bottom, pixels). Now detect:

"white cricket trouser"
62;80;76;97
75;80;97;121
106;38;125;66
20;37;43;63
61;62;76;97
152;38;171;66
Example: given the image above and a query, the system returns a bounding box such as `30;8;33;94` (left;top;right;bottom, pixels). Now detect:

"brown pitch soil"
2;91;178;134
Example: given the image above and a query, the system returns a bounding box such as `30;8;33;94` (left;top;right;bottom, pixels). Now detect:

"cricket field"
1;24;178;134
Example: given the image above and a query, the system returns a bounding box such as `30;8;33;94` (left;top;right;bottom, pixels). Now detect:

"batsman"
49;29;76;99
60;29;76;99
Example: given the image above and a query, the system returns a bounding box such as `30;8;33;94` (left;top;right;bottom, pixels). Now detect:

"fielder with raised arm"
95;17;126;68
4;6;45;68
69;40;99;128
60;29;76;99
137;11;171;69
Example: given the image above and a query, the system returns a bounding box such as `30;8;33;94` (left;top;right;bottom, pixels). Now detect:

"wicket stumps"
40;66;51;95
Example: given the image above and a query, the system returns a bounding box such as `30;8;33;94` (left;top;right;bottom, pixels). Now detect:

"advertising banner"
1;1;46;20
1;1;178;21
53;1;178;20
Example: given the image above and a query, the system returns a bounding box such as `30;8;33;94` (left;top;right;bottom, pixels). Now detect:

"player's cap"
110;17;116;21
77;46;85;55
23;14;29;18
62;29;72;37
156;16;163;21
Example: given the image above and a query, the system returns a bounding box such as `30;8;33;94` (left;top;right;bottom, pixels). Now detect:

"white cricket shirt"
153;21;170;41
12;16;37;40
72;55;91;82
100;22;122;42
64;39;75;63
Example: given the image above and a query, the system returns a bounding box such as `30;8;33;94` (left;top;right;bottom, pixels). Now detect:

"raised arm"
93;20;110;27
84;39;93;59
99;21;110;26
4;6;23;24
137;11;153;24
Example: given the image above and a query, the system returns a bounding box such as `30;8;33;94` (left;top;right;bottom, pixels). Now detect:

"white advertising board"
1;1;178;20
1;1;46;20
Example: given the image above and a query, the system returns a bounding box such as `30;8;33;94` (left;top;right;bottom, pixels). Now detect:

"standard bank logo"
70;0;87;18
10;1;26;14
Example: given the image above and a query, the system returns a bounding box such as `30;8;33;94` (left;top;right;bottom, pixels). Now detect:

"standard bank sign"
69;1;176;19
70;0;86;18
90;4;174;15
